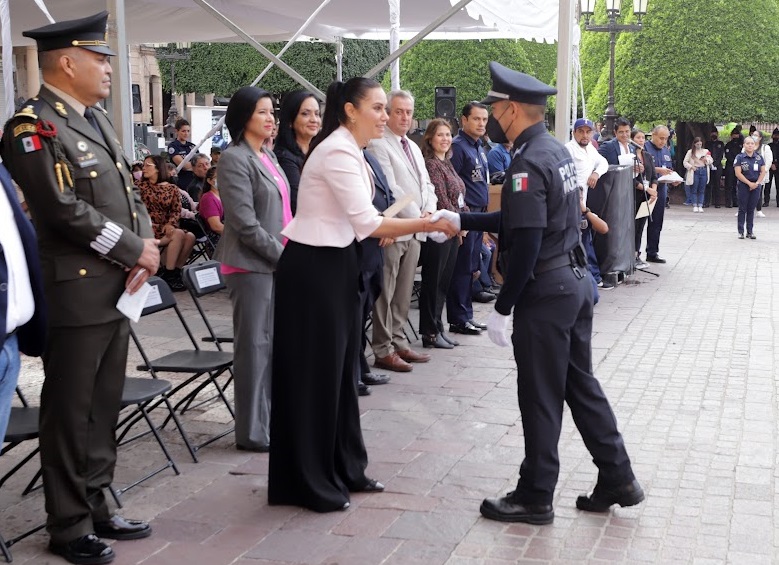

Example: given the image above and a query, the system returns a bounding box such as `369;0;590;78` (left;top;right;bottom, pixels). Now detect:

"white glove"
430;209;461;232
487;310;512;347
427;231;448;243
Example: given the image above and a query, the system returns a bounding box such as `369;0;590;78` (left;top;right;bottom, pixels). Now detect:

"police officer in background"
706;127;725;208
723;127;744;208
167;118;196;190
1;12;159;564
434;62;643;525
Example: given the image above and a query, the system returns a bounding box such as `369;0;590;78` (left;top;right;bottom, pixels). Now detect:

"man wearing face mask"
433;62;643;525
707;128;725;208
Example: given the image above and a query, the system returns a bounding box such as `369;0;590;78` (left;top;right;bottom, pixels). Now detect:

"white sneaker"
692;206;698;212
757;210;766;218
698;206;703;213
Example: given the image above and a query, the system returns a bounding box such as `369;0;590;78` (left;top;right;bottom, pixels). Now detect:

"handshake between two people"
426;209;462;243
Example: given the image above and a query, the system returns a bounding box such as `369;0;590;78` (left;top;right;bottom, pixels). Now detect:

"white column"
554;0;576;142
25;46;40;98
107;0;133;159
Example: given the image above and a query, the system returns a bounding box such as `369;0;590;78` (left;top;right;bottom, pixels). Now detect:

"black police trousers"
510;264;635;505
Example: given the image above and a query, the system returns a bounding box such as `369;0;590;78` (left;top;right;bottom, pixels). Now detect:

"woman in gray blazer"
214;86;293;452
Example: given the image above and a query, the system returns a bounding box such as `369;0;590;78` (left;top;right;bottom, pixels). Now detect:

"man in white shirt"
367;91;437;372
0;162;45;446
566;118;613;292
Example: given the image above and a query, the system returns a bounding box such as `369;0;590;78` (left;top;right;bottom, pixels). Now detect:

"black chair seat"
202;334;234;344
5;407;39;443
121;378;172;406
136;350;233;373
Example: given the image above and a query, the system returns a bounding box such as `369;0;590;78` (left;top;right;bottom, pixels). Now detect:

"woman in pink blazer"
269;77;458;513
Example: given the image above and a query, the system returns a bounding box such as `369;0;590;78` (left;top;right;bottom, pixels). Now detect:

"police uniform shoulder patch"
168;145;176;154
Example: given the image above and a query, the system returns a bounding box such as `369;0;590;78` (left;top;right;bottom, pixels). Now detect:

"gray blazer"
213;140;287;273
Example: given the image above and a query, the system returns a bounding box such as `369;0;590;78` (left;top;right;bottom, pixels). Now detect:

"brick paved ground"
2;205;778;564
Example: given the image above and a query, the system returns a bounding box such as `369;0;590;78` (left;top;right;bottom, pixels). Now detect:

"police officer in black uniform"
706;127;725;208
434;62;643;525
1;12;158;564
167;118;196;190
723;128;744;208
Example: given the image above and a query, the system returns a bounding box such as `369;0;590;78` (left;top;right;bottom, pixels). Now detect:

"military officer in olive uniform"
0;12;159;565
434;62;643;525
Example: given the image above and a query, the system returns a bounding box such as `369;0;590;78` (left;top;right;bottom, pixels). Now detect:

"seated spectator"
210;145;221;166
487;141;512;177
178;186;205;239
186;153;210;202
131;161;143;182
274;90;322;214
136;154;196;290
472;233;498;303
198;166;223;250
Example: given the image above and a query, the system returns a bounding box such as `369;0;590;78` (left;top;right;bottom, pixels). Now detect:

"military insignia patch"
13;123;37;137
77;141;89;151
55;102;68;116
17;134;42;153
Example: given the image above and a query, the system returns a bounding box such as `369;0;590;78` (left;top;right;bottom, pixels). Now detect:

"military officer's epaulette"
12;97;44;121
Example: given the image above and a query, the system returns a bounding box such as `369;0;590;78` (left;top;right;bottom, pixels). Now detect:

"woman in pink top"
213;86;292;453
269;77;459;513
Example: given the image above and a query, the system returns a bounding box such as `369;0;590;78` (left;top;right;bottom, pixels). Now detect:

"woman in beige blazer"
214;86;293;452
269;77;459;513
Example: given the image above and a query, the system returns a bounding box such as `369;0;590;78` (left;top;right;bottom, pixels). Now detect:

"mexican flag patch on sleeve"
512;172;528;192
17;134;42;153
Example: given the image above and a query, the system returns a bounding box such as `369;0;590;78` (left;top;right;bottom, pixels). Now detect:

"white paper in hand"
116;282;152;323
618;154;635;166
657;171;684;183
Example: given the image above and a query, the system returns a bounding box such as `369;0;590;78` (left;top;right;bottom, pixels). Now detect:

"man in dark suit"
0;12;159;565
0;163;46;445
597;117;634;166
358;151;396;395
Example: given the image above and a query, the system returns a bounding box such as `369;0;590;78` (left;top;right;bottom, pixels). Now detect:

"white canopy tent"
5;0;578;154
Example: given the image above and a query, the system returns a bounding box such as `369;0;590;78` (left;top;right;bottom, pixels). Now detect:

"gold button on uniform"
132;212;137;219
79;269;87;276
126;186;132;194
116;162;123;169
89;171;97;178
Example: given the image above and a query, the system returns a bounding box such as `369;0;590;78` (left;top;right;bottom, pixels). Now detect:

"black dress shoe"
362;373;390;385
473;291;496;303
479;495;554;524
645;255;666;264
747;233;757;239
576;479;645;513
440;332;459;346
50;534;115;565
354;478;384;492
449;322;481;335
94;516;152;541
422;334;454;349
237;443;270;453
468;319;487;330
357;382;372;396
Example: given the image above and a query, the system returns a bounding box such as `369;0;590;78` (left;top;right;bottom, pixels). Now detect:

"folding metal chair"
1;389;45;563
182;261;233;347
130;276;235;462
113;377;181;495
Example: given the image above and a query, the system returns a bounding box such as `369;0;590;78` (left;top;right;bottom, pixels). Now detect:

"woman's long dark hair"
145;154;171;183
275;90;318;157
225;86;273;144
307;77;381;158
421;118;454;160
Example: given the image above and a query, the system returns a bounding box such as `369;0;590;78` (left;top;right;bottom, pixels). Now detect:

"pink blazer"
282;126;382;248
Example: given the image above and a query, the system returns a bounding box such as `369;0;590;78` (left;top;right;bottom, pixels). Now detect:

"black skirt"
268;240;370;512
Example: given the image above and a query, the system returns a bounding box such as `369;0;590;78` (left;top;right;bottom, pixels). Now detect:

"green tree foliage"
383;39;532;119
157;39;388;97
520;39;557;86
584;0;779;122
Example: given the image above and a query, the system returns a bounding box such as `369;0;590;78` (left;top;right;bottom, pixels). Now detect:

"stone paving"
2;205;779;564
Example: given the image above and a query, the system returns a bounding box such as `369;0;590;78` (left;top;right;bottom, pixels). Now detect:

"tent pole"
554;0;575;142
107;0;134;160
364;0;476;80
192;0;324;99
335;37;343;81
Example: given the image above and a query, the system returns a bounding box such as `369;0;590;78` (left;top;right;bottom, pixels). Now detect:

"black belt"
534;250;585;279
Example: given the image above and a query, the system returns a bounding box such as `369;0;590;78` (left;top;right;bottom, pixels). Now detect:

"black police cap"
23;11;116;56
481;61;557;106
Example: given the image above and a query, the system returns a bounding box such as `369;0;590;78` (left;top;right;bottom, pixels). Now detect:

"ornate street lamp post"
581;0;648;135
157;52;190;129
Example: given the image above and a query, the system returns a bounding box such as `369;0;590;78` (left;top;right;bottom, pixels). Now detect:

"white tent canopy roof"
11;0;559;44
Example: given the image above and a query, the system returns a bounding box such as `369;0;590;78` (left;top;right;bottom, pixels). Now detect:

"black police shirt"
167;138;196;188
499;122;581;262
733;151;765;186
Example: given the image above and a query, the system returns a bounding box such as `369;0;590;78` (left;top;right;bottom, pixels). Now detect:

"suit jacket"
361;150;395;276
213;140;286;273
368;130;437;242
0;164;46;356
0;86;153;327
598;138;634;166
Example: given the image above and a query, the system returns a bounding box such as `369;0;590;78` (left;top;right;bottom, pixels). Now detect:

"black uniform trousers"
269;241;370;512
446;206;485;325
419;237;459;336
511;265;634;506
707;167;723;207
766;167;777;206
40;319;129;543
725;165;738;207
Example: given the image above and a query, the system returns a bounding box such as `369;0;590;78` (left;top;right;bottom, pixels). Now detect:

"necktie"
83;107;104;140
400;137;418;175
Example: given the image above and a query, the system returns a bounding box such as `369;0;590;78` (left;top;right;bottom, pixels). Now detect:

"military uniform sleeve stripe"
89;221;124;255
